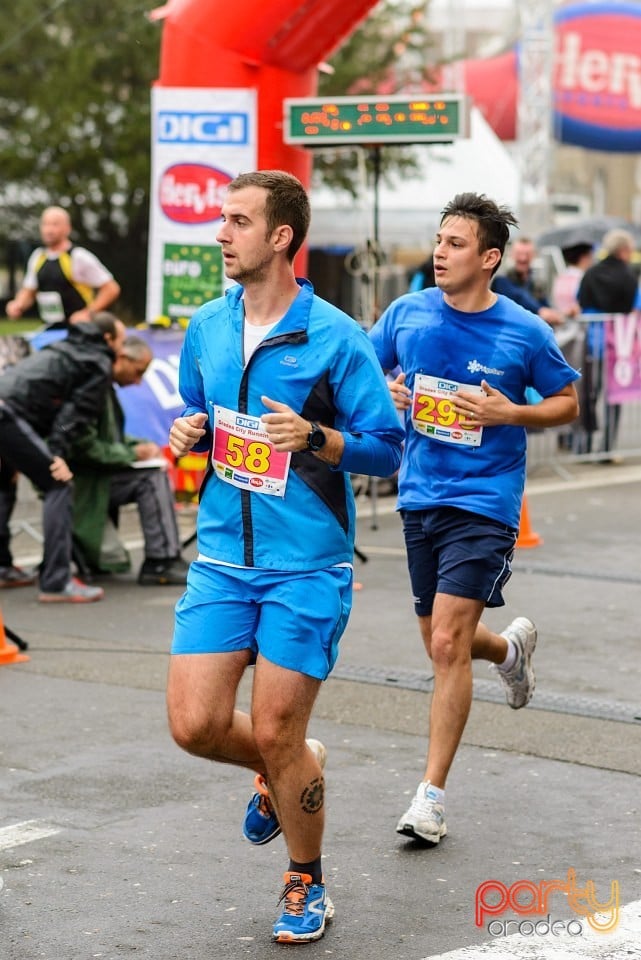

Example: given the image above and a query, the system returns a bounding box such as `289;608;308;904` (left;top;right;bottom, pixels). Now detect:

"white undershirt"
243;319;279;365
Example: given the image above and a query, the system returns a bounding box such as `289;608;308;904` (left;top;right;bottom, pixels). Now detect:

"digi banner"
117;328;186;447
146;87;257;324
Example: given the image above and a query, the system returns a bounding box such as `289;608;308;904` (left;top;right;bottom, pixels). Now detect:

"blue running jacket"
177;280;404;570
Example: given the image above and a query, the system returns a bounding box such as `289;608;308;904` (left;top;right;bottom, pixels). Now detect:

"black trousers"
107;469;180;560
0;404;73;592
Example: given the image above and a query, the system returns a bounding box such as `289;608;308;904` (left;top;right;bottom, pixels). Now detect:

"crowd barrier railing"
2;312;639;498
526;311;641;477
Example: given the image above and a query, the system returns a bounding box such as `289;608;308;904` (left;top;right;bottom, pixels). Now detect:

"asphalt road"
1;463;640;959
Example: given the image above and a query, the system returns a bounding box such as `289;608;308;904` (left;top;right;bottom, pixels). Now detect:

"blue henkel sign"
553;2;641;152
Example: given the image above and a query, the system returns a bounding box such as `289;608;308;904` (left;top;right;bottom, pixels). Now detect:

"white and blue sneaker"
242;738;327;846
272;872;334;943
396;781;447;844
492;616;538;709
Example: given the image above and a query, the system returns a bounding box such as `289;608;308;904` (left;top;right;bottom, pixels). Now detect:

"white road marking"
422;899;641;959
0;819;61;852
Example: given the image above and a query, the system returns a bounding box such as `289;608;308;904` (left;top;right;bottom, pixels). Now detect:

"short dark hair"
120;335;152;362
561;242;593;266
227;170;311;261
90;311;119;339
440;193;519;274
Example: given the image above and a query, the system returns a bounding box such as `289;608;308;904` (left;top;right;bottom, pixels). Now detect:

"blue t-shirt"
369;287;580;529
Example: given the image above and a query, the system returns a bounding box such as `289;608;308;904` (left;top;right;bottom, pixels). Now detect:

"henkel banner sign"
146;87;256;324
431;2;641;149
159;163;231;224
554;2;641;151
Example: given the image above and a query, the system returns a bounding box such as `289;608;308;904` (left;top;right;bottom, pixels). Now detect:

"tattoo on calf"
300;776;324;814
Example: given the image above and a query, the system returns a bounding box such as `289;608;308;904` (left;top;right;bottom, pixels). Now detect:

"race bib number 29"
212;405;291;497
412;374;484;447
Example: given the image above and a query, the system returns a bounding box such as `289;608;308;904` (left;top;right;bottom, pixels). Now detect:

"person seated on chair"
69;334;189;586
0;312;125;601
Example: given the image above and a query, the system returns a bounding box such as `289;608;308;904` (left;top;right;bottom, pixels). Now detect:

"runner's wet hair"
227;170;311;262
440;193;519;274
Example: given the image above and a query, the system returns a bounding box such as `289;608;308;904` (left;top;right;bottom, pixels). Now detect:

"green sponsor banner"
161;243;223;324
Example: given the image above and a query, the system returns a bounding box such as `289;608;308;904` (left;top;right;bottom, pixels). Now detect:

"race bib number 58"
212;405;291;497
412;374;484;447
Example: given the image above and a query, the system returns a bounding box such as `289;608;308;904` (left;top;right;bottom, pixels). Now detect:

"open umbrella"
537;216;641;250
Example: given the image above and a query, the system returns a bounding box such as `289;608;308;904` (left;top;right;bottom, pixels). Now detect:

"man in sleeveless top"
6;206;120;330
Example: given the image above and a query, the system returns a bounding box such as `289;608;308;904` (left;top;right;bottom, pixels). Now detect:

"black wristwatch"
306;422;326;452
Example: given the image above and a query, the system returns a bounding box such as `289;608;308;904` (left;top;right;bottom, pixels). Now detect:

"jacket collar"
227;278;313;336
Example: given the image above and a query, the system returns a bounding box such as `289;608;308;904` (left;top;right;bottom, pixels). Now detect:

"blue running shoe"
243;774;281;845
242;739;327;846
272;872;334;943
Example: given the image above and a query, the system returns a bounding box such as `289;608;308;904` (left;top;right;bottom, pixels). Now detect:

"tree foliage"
315;1;437;197
0;0;433;315
0;0;161;318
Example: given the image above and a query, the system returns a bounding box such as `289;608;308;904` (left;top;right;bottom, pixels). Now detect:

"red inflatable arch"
153;0;379;186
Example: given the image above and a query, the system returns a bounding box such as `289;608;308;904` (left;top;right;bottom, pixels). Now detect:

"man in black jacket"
577;229;638;313
577;228;639;455
0;314;125;601
69;335;189;586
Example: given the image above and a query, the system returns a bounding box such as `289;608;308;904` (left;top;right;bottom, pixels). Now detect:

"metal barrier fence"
526;312;641;477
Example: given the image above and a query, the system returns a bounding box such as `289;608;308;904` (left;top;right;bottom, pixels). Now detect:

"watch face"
308;425;326;451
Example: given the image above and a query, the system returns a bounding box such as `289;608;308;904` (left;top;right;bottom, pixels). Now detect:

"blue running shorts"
172;560;353;680
401;507;517;617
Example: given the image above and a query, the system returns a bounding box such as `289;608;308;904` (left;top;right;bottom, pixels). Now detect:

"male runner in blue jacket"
166;170;404;944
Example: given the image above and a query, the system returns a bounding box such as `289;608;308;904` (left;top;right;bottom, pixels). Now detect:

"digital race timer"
283;94;469;146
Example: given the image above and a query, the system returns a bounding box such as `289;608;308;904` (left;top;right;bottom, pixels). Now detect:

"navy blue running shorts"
401;506;517;617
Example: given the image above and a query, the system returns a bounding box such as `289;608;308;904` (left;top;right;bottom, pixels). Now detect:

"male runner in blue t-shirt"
369;192;580;846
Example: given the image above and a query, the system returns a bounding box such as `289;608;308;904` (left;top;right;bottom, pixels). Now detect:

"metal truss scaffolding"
517;0;554;234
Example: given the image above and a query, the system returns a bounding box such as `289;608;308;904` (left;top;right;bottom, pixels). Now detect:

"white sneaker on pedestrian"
38;577;104;604
491;616;537;709
396;781;447;844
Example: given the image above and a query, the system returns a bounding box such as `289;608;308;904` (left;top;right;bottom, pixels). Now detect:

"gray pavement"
1;463;640;959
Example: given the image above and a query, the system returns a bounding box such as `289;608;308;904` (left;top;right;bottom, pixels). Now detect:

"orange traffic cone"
516;495;543;549
0;607;29;666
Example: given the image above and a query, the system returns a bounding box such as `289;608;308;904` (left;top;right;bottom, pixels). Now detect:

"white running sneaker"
492;616;537;709
38;577;104;604
396;781;447;844
306;738;327;770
